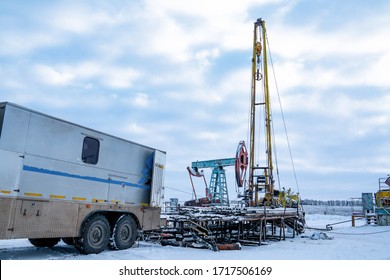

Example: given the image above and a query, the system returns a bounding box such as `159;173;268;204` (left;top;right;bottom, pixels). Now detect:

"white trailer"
0;102;166;254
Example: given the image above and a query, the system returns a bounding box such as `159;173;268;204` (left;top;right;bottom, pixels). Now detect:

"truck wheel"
29;238;60;248
75;214;110;254
110;215;138;250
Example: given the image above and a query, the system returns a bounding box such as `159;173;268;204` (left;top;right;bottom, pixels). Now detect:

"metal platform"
146;206;305;251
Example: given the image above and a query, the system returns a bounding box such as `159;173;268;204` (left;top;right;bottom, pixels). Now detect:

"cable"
266;37;300;195
164;186;193;195
303;217;390;235
327;228;390;236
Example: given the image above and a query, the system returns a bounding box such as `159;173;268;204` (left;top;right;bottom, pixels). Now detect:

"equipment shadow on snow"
0;244;79;260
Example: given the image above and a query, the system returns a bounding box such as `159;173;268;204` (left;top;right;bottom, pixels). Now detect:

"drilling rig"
184;18;300;209
243;18;299;207
157;19;304;251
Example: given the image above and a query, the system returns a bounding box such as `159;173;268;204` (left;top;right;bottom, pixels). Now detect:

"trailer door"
150;150;166;207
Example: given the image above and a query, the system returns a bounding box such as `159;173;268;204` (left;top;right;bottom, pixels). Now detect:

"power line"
164;186;193;195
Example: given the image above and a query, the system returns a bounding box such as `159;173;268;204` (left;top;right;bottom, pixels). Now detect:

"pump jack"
185;141;248;207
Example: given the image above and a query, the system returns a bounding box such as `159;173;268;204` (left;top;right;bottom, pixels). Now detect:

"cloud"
43;3;117;35
0;32;64;56
102;66;140;89
127;0;286;63
1;0;389;201
280;90;390;133
32;62;141;89
34;64;74;86
123;122;149;136
132;93;150;107
195;48;220;67
266;5;390;93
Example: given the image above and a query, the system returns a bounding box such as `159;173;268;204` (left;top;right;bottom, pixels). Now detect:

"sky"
0;0;389;202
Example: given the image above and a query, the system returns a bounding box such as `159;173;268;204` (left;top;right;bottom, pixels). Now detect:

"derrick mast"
248;18;274;206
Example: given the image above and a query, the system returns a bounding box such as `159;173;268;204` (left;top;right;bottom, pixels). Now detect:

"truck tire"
29;238;60;248
74;214;110;255
110;215;138;250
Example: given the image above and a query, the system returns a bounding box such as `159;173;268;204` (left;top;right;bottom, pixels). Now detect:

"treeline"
301;199;362;206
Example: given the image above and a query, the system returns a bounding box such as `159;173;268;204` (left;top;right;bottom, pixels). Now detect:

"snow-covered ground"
0;206;389;260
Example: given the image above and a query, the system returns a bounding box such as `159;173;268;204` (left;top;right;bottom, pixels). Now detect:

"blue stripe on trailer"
22;165;151;190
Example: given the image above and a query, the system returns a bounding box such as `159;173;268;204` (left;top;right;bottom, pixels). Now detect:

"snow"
0;206;389;260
